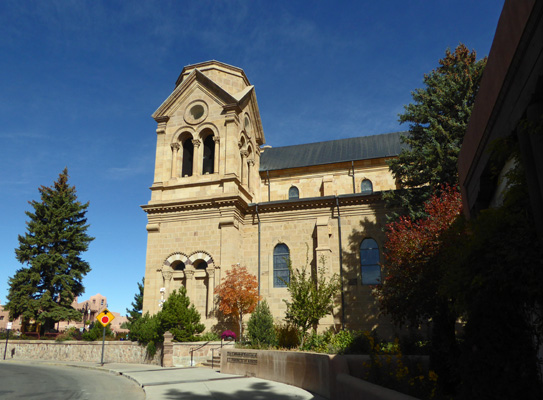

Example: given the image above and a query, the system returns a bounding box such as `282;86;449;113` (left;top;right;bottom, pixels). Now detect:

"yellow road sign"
96;309;115;327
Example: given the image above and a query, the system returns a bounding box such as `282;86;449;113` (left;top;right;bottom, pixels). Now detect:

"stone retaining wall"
3;339;162;365
220;349;337;398
3;339;234;367
220;349;427;400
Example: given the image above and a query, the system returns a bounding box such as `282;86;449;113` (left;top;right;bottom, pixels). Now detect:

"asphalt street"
0;361;146;400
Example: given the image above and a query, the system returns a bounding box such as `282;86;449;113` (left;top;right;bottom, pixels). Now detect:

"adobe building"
1;294;128;335
141;61;406;336
58;293;128;334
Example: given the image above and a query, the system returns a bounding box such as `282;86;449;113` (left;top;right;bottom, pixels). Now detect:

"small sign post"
96;309;115;366
3;322;12;360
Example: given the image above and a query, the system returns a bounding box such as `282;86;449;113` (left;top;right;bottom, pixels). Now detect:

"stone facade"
142;61;403;337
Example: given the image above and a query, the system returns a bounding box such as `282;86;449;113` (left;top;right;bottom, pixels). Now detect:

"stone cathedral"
141;60;405;337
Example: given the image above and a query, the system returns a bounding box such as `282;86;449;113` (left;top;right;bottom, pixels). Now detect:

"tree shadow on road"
159;378;324;399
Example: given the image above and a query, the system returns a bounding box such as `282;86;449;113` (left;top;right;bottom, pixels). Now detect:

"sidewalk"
12;360;327;400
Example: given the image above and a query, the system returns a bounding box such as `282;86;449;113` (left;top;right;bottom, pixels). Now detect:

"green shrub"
275;324;299;349
199;331;220;341
127;288;205;357
300;329;363;354
342;330;376;354
329;330;356;353
55;326;82;342
146;341;157;358
82;323;114;341
247;300;276;348
300;330;331;352
127;312;161;343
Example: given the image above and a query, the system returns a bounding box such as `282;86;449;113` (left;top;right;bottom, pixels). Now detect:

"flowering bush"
221;330;236;340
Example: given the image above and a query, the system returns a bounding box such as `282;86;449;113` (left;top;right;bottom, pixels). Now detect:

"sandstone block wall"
3;340;162;365
2;339;234;368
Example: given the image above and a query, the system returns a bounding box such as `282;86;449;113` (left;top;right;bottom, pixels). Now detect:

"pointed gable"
152;61;265;146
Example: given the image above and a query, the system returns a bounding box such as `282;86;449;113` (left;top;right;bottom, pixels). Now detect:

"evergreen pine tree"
6;168;94;333
247;300;276;348
384;44;486;219
157;287;205;341
126;277;144;323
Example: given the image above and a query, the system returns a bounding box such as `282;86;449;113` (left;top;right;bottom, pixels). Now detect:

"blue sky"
0;0;504;316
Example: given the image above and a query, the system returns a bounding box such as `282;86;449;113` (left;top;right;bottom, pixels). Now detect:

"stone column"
161;267;173;303
315;217;332;268
247;159;255;190
192;139;201;177
223;109;239;176
219;216;240;270
206;268;215;318
163;331;174;367
322;175;334;196
240;150;249;186
170;143;180;179
154;116;169;183
185;269;195;303
213;136;220;174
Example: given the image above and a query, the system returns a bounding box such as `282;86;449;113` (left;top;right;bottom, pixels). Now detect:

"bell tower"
141;61;266;317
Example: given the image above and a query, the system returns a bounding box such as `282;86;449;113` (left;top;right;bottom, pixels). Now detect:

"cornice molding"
141;195;250;215
249;193;383;213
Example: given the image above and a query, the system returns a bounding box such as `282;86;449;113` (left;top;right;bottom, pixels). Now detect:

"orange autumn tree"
215;265;260;339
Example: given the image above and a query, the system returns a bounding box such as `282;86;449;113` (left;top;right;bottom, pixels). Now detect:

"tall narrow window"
288;186;299;199
360;238;381;284
361;179;373;195
202;134;215;174
273;243;290;287
182;139;194;177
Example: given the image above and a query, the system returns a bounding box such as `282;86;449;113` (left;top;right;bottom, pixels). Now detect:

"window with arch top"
360;238;381;284
288;186;299;199
182;138;194;177
202;134;215;174
273;243;290;287
172;261;185;271
361;179;373;195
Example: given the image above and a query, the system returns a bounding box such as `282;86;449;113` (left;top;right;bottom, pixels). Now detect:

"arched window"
288;186;299;199
360;238;381;284
172;261;185;271
182;139;194;177
273;243;290;287
361;179;373;195
202;134;215;174
194;260;208;270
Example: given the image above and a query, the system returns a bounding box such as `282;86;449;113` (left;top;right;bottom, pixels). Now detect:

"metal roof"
259;131;408;171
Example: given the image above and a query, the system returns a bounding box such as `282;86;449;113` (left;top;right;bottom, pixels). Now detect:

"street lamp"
159;287;166;308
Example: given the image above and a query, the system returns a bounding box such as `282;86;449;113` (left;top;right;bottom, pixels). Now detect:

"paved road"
1;360;326;400
0;361;145;400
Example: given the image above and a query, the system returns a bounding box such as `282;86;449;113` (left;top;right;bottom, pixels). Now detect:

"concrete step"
201;355;221;368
